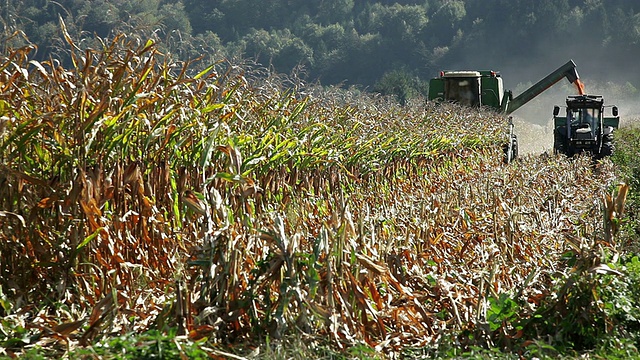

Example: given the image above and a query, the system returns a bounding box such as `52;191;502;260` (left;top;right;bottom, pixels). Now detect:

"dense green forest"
3;0;640;100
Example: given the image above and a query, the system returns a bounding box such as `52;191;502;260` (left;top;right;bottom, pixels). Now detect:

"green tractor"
552;95;620;158
428;60;581;163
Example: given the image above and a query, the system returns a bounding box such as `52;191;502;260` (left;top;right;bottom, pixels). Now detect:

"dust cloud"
511;116;554;155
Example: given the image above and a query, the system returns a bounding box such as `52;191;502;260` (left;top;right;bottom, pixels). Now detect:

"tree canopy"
2;0;639;99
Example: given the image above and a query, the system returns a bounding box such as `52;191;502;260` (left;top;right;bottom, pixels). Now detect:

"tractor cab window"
570;108;599;127
444;77;480;106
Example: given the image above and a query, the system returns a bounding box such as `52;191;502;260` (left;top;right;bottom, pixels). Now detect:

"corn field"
0;34;628;357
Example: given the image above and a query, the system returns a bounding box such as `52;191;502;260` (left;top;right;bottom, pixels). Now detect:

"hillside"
1;36;639;359
4;0;640;99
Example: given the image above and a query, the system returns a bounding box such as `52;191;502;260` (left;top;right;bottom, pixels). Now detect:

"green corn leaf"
76;227;105;250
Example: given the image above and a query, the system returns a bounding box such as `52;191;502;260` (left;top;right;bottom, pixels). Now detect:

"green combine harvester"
552;95;620;158
428;60;581;163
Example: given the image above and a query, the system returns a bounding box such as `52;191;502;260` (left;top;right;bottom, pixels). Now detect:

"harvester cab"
552;95;620;158
428;70;504;110
429;70;507;111
428;60;581;163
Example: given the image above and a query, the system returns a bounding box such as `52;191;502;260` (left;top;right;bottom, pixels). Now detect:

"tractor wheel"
511;134;519;159
599;132;614;157
553;128;568;156
503;134;518;164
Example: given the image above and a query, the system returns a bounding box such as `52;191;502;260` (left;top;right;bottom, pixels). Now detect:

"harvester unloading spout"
503;60;580;114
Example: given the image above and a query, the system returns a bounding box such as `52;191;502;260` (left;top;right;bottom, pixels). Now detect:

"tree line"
2;0;639;101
